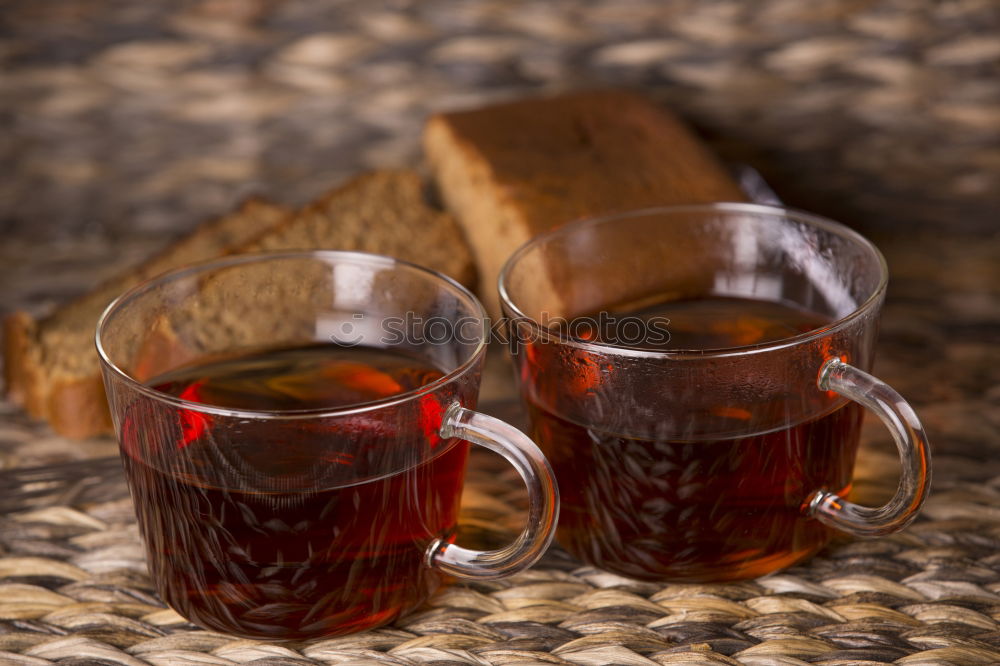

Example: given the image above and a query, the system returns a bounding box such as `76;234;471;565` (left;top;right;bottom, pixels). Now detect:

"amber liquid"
121;344;467;639
527;296;862;581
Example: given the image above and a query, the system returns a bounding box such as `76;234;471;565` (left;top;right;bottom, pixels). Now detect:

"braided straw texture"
2;437;1000;666
2;0;999;663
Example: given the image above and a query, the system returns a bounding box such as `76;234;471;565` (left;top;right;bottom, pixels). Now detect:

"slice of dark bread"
5;169;476;439
423;89;747;317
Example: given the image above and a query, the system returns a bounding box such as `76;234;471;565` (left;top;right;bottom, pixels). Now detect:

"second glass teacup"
500;204;931;582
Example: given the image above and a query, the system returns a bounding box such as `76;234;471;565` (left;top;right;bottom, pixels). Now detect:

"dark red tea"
121;344;467;639
524;295;862;581
568;294;835;350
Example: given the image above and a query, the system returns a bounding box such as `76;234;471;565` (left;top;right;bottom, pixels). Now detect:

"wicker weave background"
2;0;999;315
1;0;999;663
2;420;1000;665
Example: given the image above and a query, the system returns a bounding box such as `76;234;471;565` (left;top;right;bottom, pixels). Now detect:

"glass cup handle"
427;402;559;579
807;358;932;537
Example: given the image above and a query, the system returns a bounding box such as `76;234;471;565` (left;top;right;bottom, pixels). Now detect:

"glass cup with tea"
499;203;930;582
97;251;558;640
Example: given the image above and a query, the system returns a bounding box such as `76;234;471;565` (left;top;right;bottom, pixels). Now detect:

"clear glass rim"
96;250;488;420
497;202;889;360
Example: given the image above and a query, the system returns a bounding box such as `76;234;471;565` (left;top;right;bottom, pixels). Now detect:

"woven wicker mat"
1;426;1000;666
3;0;1000;662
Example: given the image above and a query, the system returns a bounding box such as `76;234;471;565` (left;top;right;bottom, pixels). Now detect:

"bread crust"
46;374;112;440
3;311;38;407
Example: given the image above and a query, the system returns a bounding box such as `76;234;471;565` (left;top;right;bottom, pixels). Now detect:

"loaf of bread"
423;89;747;316
4;169;475;439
